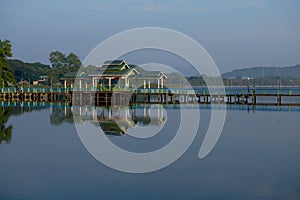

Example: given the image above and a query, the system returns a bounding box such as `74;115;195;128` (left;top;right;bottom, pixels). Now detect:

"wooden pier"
1;88;300;106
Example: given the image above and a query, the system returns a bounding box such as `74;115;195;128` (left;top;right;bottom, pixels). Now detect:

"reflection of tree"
96;107;131;136
0;103;50;144
132;116;151;126
98;118;127;136
0;107;13;144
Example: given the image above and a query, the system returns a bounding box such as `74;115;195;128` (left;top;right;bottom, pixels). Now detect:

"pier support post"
277;95;282;105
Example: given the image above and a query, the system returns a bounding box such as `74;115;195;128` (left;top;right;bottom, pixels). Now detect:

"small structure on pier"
60;60;167;90
129;66;167;89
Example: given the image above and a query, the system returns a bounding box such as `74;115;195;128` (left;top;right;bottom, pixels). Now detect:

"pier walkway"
1;87;300;106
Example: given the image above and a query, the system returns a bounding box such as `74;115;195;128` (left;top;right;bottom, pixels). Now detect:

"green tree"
49;51;82;83
49;51;66;70
66;52;82;72
0;39;15;87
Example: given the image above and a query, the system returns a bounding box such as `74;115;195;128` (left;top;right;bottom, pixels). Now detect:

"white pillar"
79;79;82;89
125;108;128;120
161;78;164;88
108;78;112;89
92;77;95;87
148;80;151;89
108;107;112;119
125;76;128;87
144;80;146;89
64;80;67;89
94;78;98;88
157;79;160;89
93;108;97;120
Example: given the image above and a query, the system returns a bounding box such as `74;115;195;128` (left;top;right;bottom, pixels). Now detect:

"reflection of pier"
52;105;166;136
1;88;300;106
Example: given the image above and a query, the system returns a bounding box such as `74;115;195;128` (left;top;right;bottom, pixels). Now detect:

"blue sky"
0;0;299;72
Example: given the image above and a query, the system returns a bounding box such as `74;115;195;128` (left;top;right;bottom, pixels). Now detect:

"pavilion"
61;60;167;90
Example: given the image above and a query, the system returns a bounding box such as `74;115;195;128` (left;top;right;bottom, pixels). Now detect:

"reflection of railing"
71;106;165;122
1;87;72;93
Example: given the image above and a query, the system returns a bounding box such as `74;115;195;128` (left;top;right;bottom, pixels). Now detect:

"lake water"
0;102;300;200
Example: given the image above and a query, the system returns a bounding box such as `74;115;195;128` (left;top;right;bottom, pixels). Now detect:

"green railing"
1;87;300;95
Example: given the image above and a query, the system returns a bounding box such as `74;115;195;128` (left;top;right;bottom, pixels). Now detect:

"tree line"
1;38;83;87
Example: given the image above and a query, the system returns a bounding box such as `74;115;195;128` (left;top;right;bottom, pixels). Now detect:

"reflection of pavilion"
132;105;166;126
96;107;135;136
51;105;166;136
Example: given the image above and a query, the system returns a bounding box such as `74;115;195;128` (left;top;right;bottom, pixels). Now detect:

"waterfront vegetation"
4;60;300;89
5;57;300;88
1;38;300;89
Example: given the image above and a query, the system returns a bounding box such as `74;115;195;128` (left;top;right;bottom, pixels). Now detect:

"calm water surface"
0;103;299;200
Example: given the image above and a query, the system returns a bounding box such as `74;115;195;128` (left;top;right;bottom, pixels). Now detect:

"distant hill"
222;64;300;79
8;59;51;82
